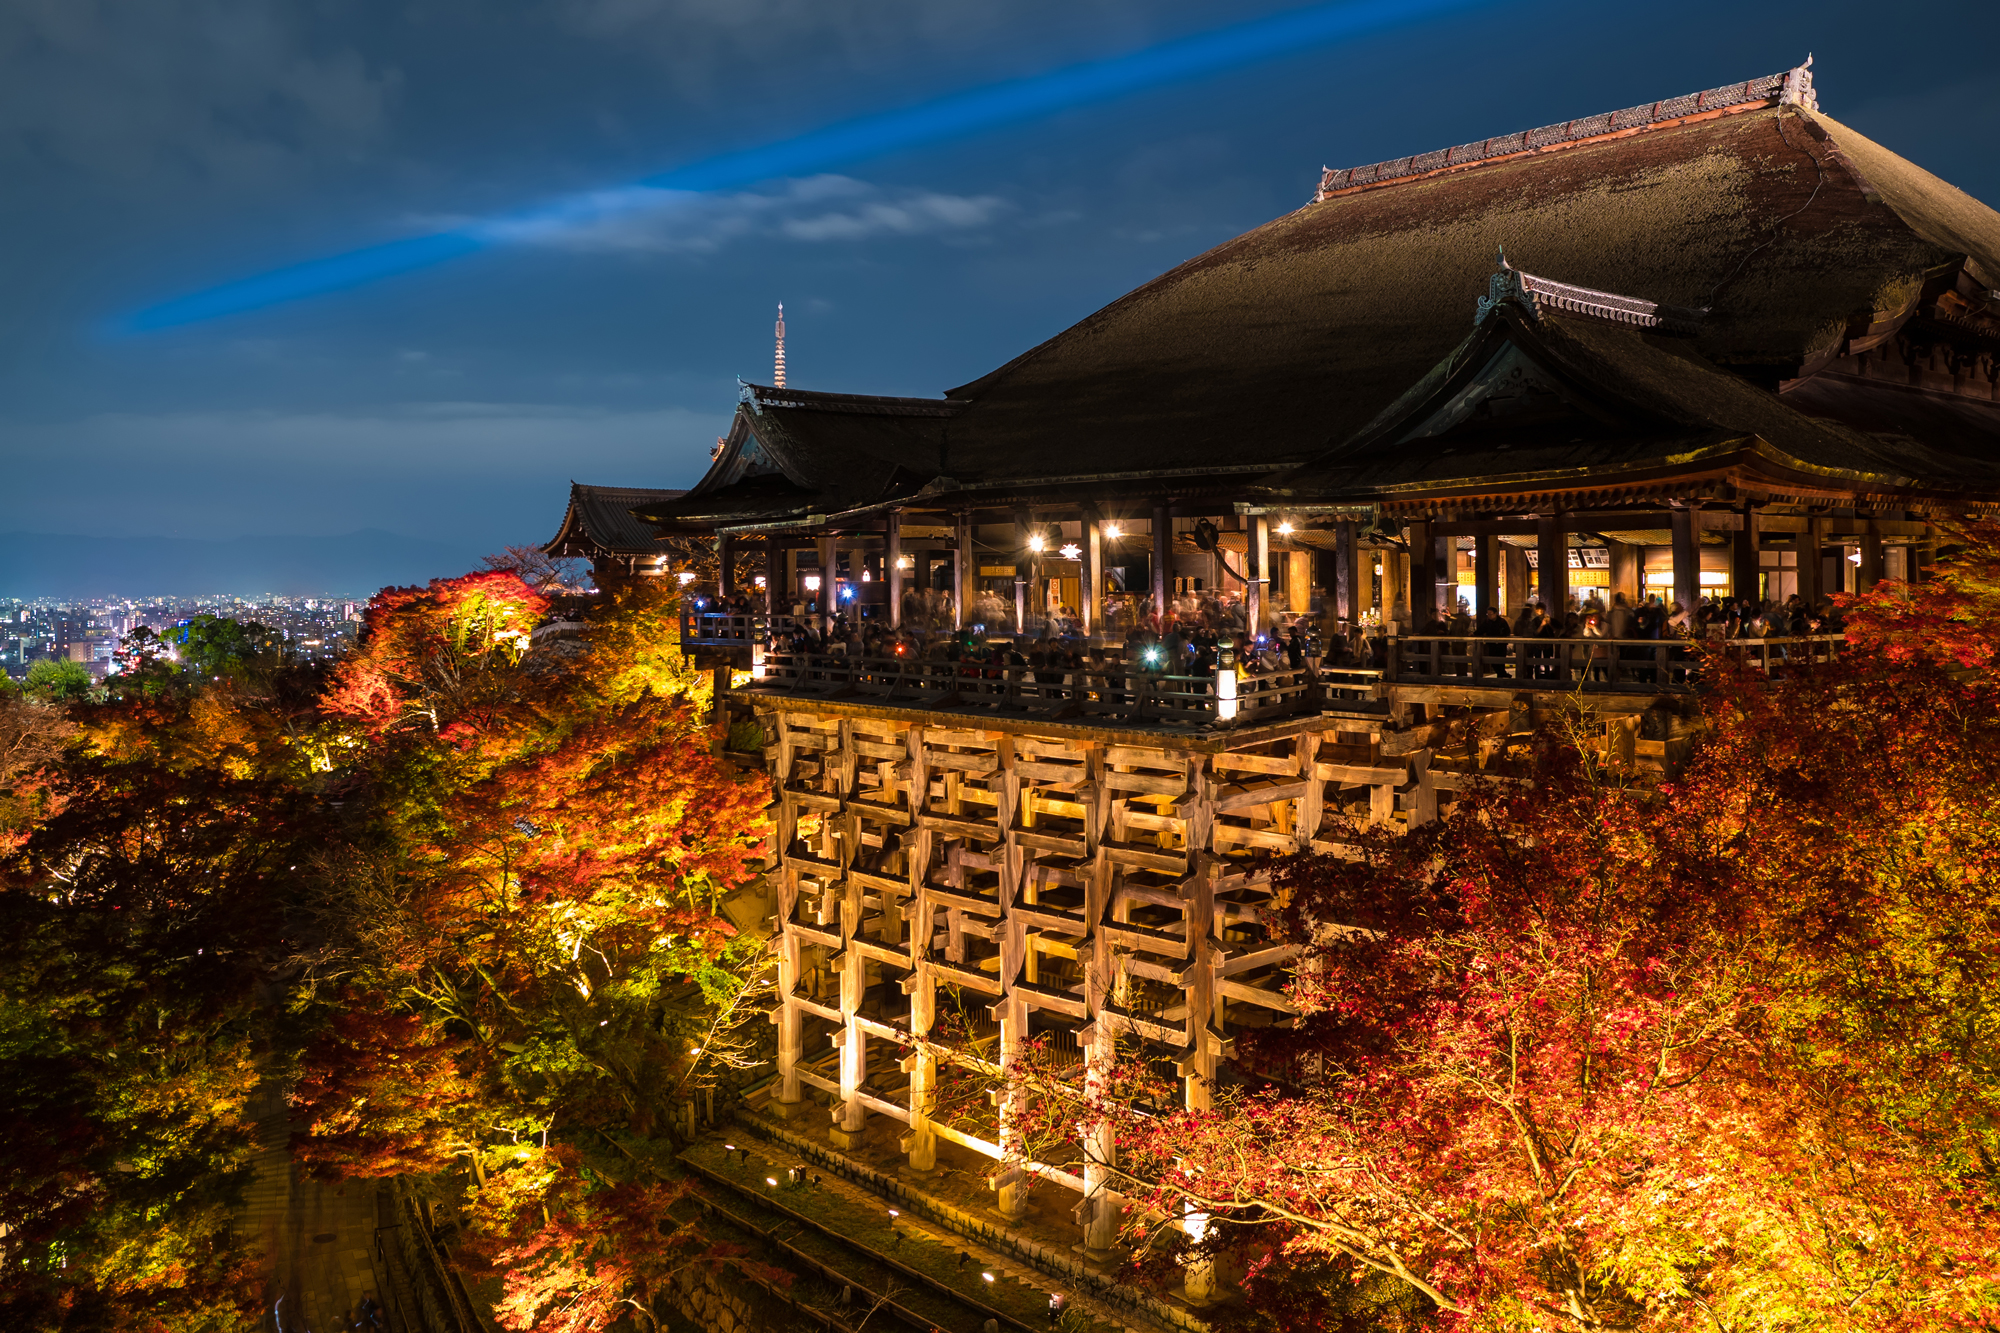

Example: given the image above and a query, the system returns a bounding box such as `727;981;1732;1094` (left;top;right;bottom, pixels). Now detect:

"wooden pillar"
1797;516;1824;608
1503;544;1531;615
1181;854;1217;1303
764;541;781;616
1357;542;1378;620
718;534;737;597
1733;503;1761;603
1605;539;1638;608
1151;505;1171;622
1084;512;1103;637
1670;504;1701;619
1913;524;1936;583
886;512;903;629
1080;1018;1119;1250
953;513;970;631
1381;537;1404;628
1408;519;1435;624
1859;522;1885;592
1246;514;1268;636
831;872;867;1146
1536;511;1568;612
775;867;803;1109
1333;520;1356;622
817;535;838;621
1474;531;1498;617
1012;508;1033;634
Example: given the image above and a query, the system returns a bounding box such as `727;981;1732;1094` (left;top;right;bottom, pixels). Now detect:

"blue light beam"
127;0;1482;330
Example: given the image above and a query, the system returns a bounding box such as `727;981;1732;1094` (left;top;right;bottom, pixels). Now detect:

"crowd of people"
1405;590;1847;642
705;586;1846;693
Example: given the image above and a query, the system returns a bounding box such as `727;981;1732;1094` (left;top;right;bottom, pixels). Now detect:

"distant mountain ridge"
0;529;489;599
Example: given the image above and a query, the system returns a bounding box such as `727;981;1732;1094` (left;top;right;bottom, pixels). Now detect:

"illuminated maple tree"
992;529;2000;1333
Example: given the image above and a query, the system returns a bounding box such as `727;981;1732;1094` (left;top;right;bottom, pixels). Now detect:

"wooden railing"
750;650;1319;728
679;610;799;645
1384;634;1847;689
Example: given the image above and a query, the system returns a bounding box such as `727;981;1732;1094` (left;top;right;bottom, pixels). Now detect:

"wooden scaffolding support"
758;701;1433;1274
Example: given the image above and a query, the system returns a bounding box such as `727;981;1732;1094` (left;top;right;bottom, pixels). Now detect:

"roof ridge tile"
1314;60;1817;201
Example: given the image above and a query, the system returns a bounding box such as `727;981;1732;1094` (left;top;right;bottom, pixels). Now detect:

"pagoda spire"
774;302;787;388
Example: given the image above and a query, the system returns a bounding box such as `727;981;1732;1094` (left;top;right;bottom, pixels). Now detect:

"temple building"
542;482;688;587
549;62;2000;1319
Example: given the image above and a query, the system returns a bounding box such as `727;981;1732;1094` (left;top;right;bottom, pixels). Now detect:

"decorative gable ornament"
1476;252;1707;334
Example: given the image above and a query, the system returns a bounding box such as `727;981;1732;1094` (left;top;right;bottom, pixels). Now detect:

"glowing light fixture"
1103;523;1123;541
804;575;822;592
1058;542;1082;561
1277;521;1294;535
1027;533;1047;553
1847;550;1863;565
676;571;696;585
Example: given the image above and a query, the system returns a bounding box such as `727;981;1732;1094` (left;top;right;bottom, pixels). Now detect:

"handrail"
748;651;1320;727
680;610;798;645
1383;634;1846;688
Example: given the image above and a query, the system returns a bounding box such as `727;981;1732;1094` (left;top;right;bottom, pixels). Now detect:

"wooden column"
1084;512;1103;637
1081;1018;1119;1251
1333;520;1356;622
764;541;781;616
1536;511;1568;612
1859;522;1885;592
1474;532;1498;617
1151;505;1171;621
718;533;737;597
1246;514;1268;635
1181;853;1218;1304
775;867;803;1109
831;868;867;1147
1670;504;1701;619
886;512;903;628
1381;537;1404;628
953;513;971;630
1797;516;1824;608
1504;544;1531;615
817;535;838;621
1357;542;1378;620
1609;539;1641;607
1408;519;1435;624
1013;508;1033;634
1733;503;1762;602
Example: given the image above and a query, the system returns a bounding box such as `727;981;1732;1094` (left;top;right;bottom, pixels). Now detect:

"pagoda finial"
774;302;787;389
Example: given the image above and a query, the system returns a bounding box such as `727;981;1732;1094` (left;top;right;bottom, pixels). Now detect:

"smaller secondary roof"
544;483;688;559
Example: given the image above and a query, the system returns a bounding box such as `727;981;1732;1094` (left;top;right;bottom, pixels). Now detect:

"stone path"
240;1081;397;1333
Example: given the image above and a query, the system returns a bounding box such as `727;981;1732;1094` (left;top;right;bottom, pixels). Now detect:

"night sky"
4;0;1996;584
